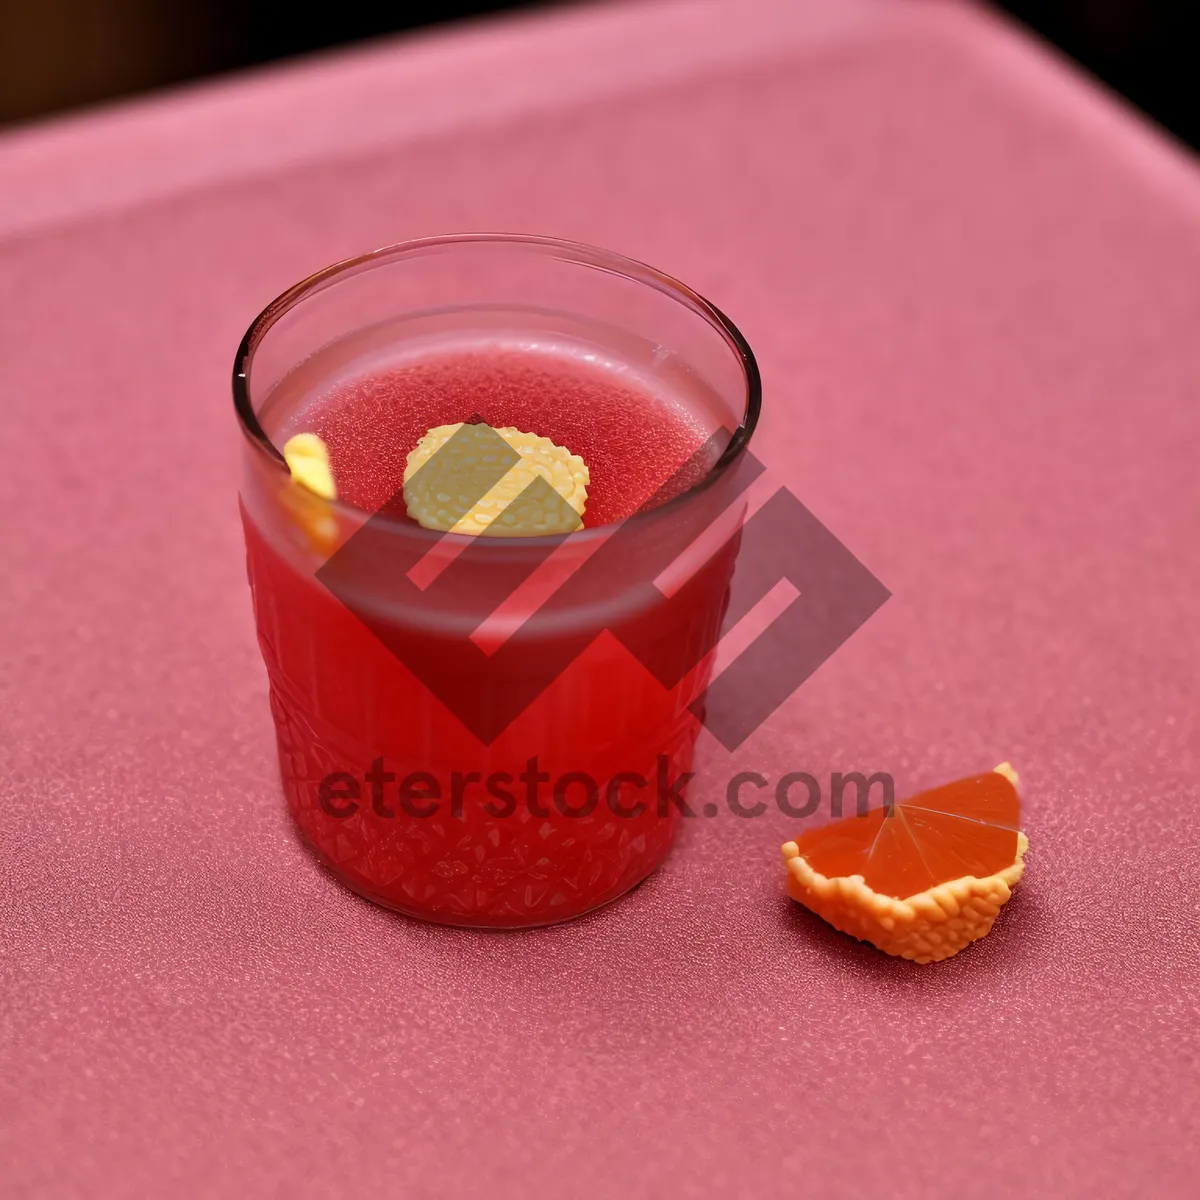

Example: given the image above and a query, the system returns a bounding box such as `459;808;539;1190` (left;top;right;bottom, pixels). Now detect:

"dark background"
0;1;1197;150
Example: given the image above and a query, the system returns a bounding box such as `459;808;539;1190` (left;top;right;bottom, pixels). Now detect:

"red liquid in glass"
243;341;731;926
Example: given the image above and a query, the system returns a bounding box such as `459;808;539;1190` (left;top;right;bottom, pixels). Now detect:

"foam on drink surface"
274;342;712;528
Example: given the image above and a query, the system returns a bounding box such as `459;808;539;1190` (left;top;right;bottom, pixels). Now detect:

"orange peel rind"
782;764;1029;964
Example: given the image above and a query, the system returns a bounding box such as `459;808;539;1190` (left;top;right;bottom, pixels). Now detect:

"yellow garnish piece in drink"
403;422;589;536
280;432;338;552
282;432;337;501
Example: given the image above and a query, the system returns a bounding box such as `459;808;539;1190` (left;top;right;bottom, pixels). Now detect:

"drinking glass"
233;234;761;926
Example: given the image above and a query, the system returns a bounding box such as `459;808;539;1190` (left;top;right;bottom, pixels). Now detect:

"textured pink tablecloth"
2;0;1198;1195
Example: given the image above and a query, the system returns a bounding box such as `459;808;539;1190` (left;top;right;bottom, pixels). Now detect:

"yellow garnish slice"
279;432;338;552
282;432;337;501
403;422;589;536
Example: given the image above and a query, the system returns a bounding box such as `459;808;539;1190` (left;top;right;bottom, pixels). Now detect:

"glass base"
295;823;676;929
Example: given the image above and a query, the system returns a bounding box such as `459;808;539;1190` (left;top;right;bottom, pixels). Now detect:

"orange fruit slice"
782;764;1029;963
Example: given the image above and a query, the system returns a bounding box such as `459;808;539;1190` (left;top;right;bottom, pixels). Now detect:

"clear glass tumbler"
234;234;760;926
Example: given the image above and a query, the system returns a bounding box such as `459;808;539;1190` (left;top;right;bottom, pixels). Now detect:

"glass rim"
231;232;762;540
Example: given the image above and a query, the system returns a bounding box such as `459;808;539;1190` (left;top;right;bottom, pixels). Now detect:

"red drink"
235;237;760;926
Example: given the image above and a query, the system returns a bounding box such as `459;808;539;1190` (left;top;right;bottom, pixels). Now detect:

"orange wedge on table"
782;764;1028;963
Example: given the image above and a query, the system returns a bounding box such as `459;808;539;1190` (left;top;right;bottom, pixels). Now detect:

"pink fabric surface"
2;0;1198;1195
